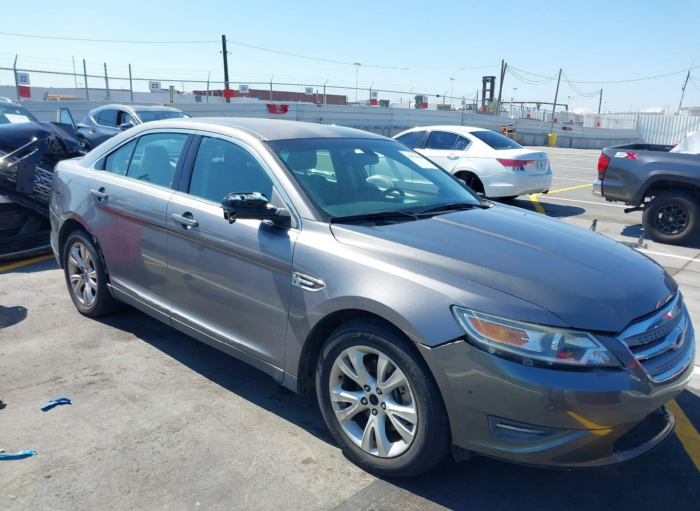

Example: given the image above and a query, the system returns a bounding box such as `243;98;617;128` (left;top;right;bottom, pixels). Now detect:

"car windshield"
267;138;481;220
136;110;190;122
470;130;523;150
0;105;39;125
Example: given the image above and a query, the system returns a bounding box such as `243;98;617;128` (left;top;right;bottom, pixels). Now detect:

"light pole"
354;63;361;102
449;78;455;109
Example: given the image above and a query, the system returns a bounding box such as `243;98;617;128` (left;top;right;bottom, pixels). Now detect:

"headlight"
451;307;620;367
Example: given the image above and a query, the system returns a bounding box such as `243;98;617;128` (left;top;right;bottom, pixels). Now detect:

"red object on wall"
481;106;487;113
18;85;31;98
267;103;289;114
526;114;531;119
370;98;378;106
553;117;558;123
422;102;428;109
223;89;234;98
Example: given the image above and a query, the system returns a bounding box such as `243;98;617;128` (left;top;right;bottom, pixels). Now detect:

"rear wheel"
62;231;120;317
316;319;450;478
457;172;485;195
642;191;699;245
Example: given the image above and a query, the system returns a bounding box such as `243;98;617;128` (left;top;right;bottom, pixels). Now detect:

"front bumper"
418;327;694;468
485;170;553;198
593;179;603;197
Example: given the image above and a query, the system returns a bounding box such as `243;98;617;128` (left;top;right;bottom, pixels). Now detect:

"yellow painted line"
565;411;613;436
537;183;593;195
529;195;546;215
0;254;54;273
666;399;700;473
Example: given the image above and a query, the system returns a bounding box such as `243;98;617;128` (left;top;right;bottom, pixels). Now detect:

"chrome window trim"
190;130;302;230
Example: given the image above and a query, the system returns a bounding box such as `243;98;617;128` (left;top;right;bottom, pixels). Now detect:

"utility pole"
323;79;328;105
598;88;603;114
550;68;562;132
221;35;230;103
354;63;361;102
496;60;506;116
678;70;691;114
104;63;110;100
72;56;78;88
128;64;133;103
83;59;89;101
449;78;455;109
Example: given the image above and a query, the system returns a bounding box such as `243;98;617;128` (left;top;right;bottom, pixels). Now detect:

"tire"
316;318;450;478
642;191;699;245
62;230;120;318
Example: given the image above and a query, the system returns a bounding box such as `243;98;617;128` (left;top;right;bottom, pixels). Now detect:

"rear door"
165;133;298;371
87;130;192;319
418;130;464;172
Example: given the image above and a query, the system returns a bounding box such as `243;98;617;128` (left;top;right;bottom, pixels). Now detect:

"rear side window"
425;131;459;150
126;133;189;188
470;130;523;150
97;109;118;128
395;131;426;149
454;136;470;150
104;140;136;175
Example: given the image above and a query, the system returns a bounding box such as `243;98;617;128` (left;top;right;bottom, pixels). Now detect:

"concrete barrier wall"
18;100;638;148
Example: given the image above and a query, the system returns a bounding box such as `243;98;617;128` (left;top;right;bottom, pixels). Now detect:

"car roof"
162;118;387;141
402;125;489;135
89;104;184;114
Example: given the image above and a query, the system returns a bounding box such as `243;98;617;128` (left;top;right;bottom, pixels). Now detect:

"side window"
454;135;471;151
97;109;118;128
395;131;426;149
104;140;137;176
425;131;459;150
188;137;274;204
118;111;137;126
126;133;188;188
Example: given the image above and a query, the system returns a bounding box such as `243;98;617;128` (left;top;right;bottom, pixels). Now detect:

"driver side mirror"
221;192;291;228
119;122;135;131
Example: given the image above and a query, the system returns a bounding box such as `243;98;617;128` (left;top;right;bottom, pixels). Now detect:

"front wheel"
316;319;450;478
642;191;699;245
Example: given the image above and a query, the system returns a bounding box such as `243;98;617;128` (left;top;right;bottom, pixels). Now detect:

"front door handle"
172;213;198;228
90;188;108;201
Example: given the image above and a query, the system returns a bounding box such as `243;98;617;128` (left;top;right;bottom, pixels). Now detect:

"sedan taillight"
597;154;611;180
497;159;525;171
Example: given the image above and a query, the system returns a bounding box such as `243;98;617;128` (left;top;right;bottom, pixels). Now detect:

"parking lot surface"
2;146;700;511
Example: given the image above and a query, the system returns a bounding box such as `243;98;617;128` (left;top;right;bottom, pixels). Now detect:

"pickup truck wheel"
316;319;451;478
642;191;699;245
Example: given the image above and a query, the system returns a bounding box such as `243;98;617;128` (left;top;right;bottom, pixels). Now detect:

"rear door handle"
172;213;198;228
90;188;108;200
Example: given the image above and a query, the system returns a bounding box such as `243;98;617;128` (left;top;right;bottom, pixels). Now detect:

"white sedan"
393;126;553;199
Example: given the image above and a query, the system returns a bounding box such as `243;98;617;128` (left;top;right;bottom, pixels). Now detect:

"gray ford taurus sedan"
49;118;695;477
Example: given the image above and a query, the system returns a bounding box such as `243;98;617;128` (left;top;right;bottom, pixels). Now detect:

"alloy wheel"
329;346;417;458
67;242;98;307
656;203;688;235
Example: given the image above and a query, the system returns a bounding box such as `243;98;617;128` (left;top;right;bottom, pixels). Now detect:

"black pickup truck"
593;135;700;244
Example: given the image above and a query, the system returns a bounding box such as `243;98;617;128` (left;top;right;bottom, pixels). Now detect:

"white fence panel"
637;115;700;145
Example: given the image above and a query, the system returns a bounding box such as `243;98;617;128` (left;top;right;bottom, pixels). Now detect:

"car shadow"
97;308;700;511
496;197;585;219
95;308;336;446
1;256;58;275
0;305;27;329
345;389;700;511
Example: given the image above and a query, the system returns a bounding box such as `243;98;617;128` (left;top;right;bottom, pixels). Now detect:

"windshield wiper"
414;202;490;216
329;210;418;224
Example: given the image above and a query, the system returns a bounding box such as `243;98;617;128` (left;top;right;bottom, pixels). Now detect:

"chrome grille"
5;165;53;203
619;293;694;382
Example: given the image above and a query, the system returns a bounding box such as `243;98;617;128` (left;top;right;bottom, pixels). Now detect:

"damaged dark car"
0;102;85;259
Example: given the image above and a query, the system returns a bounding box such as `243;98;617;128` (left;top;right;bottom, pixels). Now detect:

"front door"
87;131;191;317
166;135;297;370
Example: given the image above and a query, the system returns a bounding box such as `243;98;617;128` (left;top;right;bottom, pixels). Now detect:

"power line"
0;31;219;44
511;63;700;84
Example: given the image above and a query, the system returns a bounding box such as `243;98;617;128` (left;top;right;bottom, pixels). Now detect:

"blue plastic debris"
41;398;72;412
0;450;37;460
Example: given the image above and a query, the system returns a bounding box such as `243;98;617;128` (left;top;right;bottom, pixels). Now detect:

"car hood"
330;205;676;333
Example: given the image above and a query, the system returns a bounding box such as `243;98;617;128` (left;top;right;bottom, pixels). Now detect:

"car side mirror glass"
221;192;291;227
119;122;134;131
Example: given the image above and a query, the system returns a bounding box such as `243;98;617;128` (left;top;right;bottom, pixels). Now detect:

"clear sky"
0;0;698;112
